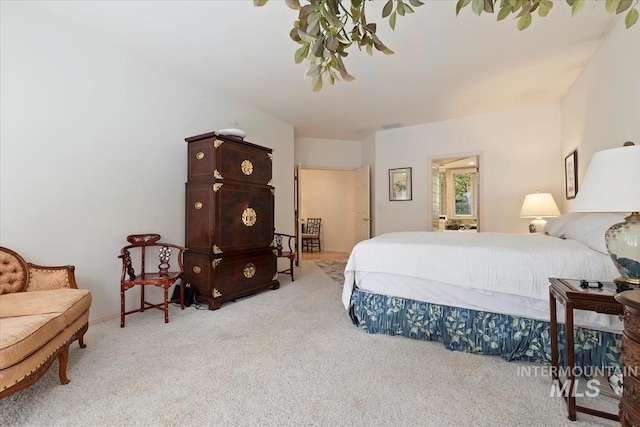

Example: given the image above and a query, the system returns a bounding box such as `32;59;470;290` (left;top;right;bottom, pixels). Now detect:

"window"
452;169;476;217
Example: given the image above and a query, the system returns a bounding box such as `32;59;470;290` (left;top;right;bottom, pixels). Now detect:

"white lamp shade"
569;144;640;286
571;145;640;213
519;193;561;218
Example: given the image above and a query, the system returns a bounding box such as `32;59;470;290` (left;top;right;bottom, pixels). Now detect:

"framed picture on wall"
565;150;578;200
389;167;412;201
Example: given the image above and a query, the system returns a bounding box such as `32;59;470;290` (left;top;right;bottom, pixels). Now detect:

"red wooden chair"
118;234;186;327
274;233;296;281
302;218;321;252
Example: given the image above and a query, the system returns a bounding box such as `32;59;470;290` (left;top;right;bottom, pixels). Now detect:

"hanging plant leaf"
483;0;495;13
284;0;301;9
617;0;633;13
294;45;309;63
626;7;639;27
382;0;394;17
472;0;485;15
337;56;356;81
306;63;321;77
517;11;532;29
571;0;585;16
538;0;553;17
456;0;472;15
605;0;621;13
397;1;406;16
312;74;323;92
497;5;512;20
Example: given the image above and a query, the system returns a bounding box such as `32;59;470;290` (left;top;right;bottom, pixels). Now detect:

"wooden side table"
549;278;624;422
614;290;640;427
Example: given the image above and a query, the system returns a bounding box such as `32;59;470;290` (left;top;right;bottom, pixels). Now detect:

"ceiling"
36;1;618;140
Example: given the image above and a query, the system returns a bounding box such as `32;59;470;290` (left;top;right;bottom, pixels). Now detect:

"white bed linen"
342;232;621;329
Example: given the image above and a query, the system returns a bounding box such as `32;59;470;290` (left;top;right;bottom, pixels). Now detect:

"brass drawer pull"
242;208;257;226
194;202;203;210
243;263;256;278
241;159;254;175
195;151;205;160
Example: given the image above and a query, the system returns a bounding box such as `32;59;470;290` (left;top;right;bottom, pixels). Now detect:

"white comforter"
341;231;620;309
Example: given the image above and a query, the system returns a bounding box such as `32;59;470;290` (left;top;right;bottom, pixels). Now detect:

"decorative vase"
606;213;640;286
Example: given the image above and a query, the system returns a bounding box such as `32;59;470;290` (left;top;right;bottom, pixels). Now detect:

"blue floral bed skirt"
349;288;622;370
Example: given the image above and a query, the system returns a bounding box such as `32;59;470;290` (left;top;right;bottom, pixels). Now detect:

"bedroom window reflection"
453;170;476;216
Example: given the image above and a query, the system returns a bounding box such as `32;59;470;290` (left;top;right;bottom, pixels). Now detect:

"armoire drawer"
185;132;273;186
185;181;274;255
184;249;279;310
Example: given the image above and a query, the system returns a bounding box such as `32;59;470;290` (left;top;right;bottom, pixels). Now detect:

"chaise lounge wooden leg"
77;323;88;349
57;346;70;385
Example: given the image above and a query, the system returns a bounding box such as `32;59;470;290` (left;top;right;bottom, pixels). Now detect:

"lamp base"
528;218;547;233
606;212;640;286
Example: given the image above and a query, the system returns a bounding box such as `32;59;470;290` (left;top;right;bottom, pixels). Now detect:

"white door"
295;163;302;264
355;165;371;243
294;164;300;265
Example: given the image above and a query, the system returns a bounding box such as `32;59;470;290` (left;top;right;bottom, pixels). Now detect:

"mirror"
431;155;480;232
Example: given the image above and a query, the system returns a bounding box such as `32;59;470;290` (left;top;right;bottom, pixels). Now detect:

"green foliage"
254;0;638;90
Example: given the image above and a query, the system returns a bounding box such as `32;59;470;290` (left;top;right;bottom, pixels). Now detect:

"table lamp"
570;142;640;287
520;191;561;233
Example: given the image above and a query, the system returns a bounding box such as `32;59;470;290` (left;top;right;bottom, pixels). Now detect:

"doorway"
298;168;357;258
431;155;481;232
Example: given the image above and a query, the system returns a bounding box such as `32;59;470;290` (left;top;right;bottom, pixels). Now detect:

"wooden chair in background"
302;218;321;252
274;233;296;281
118;234;186;327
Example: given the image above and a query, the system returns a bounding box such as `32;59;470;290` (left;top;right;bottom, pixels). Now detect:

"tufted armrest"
0;246;77;294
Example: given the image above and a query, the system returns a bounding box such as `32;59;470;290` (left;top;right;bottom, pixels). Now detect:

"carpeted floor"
313;259;347;285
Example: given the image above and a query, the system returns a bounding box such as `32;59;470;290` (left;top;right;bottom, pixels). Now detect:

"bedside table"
614;290;640;427
549;278;624;422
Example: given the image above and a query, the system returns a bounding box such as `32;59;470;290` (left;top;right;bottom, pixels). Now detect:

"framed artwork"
389;167;412;201
565;150;578;200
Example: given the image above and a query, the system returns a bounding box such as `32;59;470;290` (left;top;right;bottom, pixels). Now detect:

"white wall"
373;105;562;235
0;3;295;322
561;17;640;212
295;137;361;169
300;169;356;253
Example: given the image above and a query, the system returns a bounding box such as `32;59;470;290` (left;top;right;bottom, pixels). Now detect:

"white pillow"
564;213;627;254
544;212;586;238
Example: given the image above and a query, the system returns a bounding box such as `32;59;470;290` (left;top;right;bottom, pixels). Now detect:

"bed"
342;213;627;369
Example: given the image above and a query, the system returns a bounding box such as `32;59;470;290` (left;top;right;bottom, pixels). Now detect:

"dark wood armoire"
184;131;279;310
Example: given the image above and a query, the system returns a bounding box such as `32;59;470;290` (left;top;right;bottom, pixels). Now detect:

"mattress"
342;231;622;332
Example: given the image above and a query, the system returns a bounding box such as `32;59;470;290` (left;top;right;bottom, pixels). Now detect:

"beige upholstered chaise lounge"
0;246;92;398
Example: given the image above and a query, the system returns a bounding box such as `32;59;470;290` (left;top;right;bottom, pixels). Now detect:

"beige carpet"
0;261;619;426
